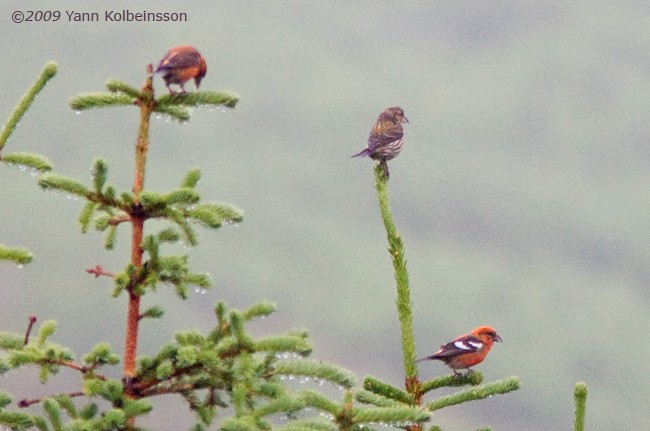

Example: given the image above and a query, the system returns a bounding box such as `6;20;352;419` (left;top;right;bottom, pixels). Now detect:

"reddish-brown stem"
123;65;155;390
123;217;143;381
24;315;37;345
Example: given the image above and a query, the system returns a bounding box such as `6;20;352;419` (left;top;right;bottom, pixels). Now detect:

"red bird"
416;326;502;375
156;45;207;94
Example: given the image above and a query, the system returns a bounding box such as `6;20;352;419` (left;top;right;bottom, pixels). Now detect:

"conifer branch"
181;168;202;188
156;90;239;108
69;93;136;111
38;172;91;197
362;376;414;405
0;244;33;265
254;396;305;419
106;79;141;98
253;335;312;356
299;390;340;416
373;165;417;379
152;90;238;122
419;372;483;395
0;334;24;350
241;301;276;321
139;306;164;320
53;360;106;377
154;105;191;122
132;364;204;397
18;391;84;408
272;359;355;389
354;389;405;408
0;62;57;152
1;152;52;172
425;377;520;411
353;406;429;426
91;158;108;192
574;382;587;431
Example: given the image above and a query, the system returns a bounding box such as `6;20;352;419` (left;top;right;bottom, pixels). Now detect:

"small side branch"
0;62;57;152
109;213;131;226
425;377;520;411
86;265;115;278
24;315;37;345
18;391;84;408
57;360;106;379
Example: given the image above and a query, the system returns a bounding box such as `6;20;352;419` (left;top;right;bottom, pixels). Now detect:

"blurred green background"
2;1;650;429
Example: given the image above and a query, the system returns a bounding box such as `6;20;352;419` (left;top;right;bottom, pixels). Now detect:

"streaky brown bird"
156;45;207;94
352;106;408;178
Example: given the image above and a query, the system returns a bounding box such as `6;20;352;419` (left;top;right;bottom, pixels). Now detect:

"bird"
156;45;207;94
351;106;409;179
415;326;502;375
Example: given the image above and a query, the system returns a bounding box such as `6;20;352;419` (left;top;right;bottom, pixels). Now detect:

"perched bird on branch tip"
156;45;207;94
352;106;408;179
415;326;502;375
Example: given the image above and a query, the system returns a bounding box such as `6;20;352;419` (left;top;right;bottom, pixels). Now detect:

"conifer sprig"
0;62;57;153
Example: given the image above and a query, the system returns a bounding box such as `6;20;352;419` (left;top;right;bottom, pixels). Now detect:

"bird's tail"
415;355;435;363
351;148;371;158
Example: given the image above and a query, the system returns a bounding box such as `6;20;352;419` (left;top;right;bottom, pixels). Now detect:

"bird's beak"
495;334;503;343
403;116;409;124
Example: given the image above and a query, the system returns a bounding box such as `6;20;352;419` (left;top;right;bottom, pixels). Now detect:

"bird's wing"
157;50;201;72
432;334;484;358
367;123;403;152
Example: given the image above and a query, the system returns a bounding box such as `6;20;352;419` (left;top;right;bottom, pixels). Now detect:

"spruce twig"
354;389;405;408
0;244;33;265
420;372;483;394
1;152;52;172
373;165;417;380
425;377;520;411
18;391;84;408
69;93;135;111
0;62;57;153
574;382;587;431
362;376;414;405
272;359;355;389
